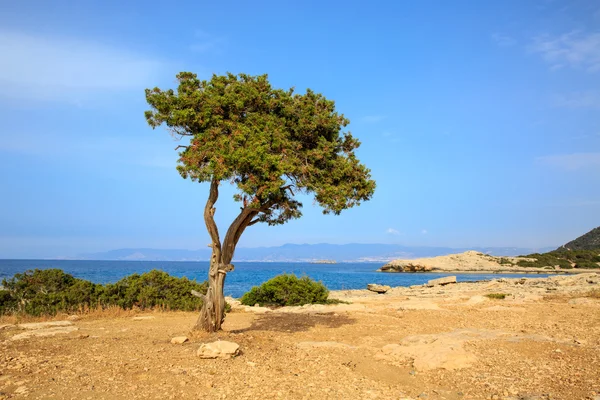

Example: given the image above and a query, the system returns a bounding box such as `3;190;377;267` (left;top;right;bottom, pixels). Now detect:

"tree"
145;72;375;332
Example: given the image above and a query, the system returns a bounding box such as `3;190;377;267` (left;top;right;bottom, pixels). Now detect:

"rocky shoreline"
379;250;599;274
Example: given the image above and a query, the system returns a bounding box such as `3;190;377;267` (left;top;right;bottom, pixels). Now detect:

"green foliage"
485;293;508;300
0;269;208;317
517;250;600;269
556;226;600;251
240;274;332;307
145;72;375;224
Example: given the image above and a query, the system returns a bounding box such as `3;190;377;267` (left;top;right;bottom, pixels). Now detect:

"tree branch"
174;145;188;151
204;179;222;256
248;218;261;226
191;290;206;300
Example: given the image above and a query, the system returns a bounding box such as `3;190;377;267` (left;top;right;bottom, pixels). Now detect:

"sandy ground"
1;273;600;400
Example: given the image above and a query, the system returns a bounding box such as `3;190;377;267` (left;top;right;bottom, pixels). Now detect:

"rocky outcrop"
379;262;433;272
367;283;391;293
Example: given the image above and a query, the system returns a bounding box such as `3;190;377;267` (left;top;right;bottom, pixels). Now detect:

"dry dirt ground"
1;274;600;400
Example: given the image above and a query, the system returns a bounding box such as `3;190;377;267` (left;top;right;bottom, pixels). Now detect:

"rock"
67;315;81;321
132;316;155;321
17;321;73;330
380;262;433;272
367;283;391;293
197;341;240;359
427;276;457;287
171;336;189;344
11;326;79;341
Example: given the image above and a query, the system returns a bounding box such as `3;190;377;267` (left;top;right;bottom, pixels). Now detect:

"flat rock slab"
132;316;156;321
296;341;357;350
0;324;17;331
427;276;457;287
197;341;240;359
11;326;79;341
17;321;73;330
367;284;391;293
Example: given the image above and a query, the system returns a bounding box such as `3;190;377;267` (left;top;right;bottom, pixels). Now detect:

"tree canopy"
145;72;375;226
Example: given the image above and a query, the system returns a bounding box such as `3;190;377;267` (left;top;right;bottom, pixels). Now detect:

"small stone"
418;393;428;399
197;341;240;359
78;334;90;339
367;283;391;294
171;336;189;344
246;361;256;367
67;315;81;321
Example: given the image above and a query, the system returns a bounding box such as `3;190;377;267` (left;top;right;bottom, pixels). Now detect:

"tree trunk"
194;253;229;332
192;179;253;332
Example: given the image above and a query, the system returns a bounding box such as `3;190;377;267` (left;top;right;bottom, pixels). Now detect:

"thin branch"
191;290;206;300
248;218;261;226
174;145;189;151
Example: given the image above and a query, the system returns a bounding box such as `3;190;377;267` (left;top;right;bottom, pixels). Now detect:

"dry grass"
0;304;186;325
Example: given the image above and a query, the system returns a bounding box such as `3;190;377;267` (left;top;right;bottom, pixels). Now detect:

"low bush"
485;293;508;300
240;274;334;307
0;269;208;316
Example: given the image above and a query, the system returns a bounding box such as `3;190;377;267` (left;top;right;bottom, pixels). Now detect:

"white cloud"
0;30;165;101
531;30;600;72
361;115;386;123
491;33;516;47
386;228;400;235
551;91;600;110
536;152;600;171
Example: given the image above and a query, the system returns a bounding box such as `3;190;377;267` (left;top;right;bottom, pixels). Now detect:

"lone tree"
145;72;375;332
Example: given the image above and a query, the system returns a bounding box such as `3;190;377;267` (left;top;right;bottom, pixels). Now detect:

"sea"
0;259;555;298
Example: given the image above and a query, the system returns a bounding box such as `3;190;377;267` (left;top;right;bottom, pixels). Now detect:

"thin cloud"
491;33;516;47
531;30;600;72
386;228;400;235
536;152;600;171
0;30;165;101
551;91;600;110
361;115;386;123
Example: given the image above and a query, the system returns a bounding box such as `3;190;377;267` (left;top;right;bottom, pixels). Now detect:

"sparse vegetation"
485;293;508;300
240;274;338;307
517;250;600;269
0;269;208;316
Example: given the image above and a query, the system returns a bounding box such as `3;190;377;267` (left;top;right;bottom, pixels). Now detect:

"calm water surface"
0;259;556;298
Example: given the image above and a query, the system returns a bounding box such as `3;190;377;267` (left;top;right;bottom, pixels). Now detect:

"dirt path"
1;274;599;400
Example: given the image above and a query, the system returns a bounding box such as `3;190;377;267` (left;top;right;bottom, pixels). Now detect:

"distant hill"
76;243;555;262
557;226;600;251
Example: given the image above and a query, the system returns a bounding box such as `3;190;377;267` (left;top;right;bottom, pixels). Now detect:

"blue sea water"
0;259;555;298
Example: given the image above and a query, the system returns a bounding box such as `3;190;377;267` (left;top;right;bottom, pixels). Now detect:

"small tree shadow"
231;312;355;334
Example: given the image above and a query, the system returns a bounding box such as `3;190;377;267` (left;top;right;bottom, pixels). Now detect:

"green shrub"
485;293;508;300
516;250;600;269
0;269;208;316
240;274;332;307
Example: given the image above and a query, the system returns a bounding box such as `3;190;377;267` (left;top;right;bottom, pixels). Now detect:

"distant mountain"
557;226;600;251
77;243;555;262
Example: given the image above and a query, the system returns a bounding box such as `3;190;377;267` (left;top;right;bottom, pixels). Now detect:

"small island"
310;259;337;264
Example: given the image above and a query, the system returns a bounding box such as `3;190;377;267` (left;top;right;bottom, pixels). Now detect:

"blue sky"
0;0;599;258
